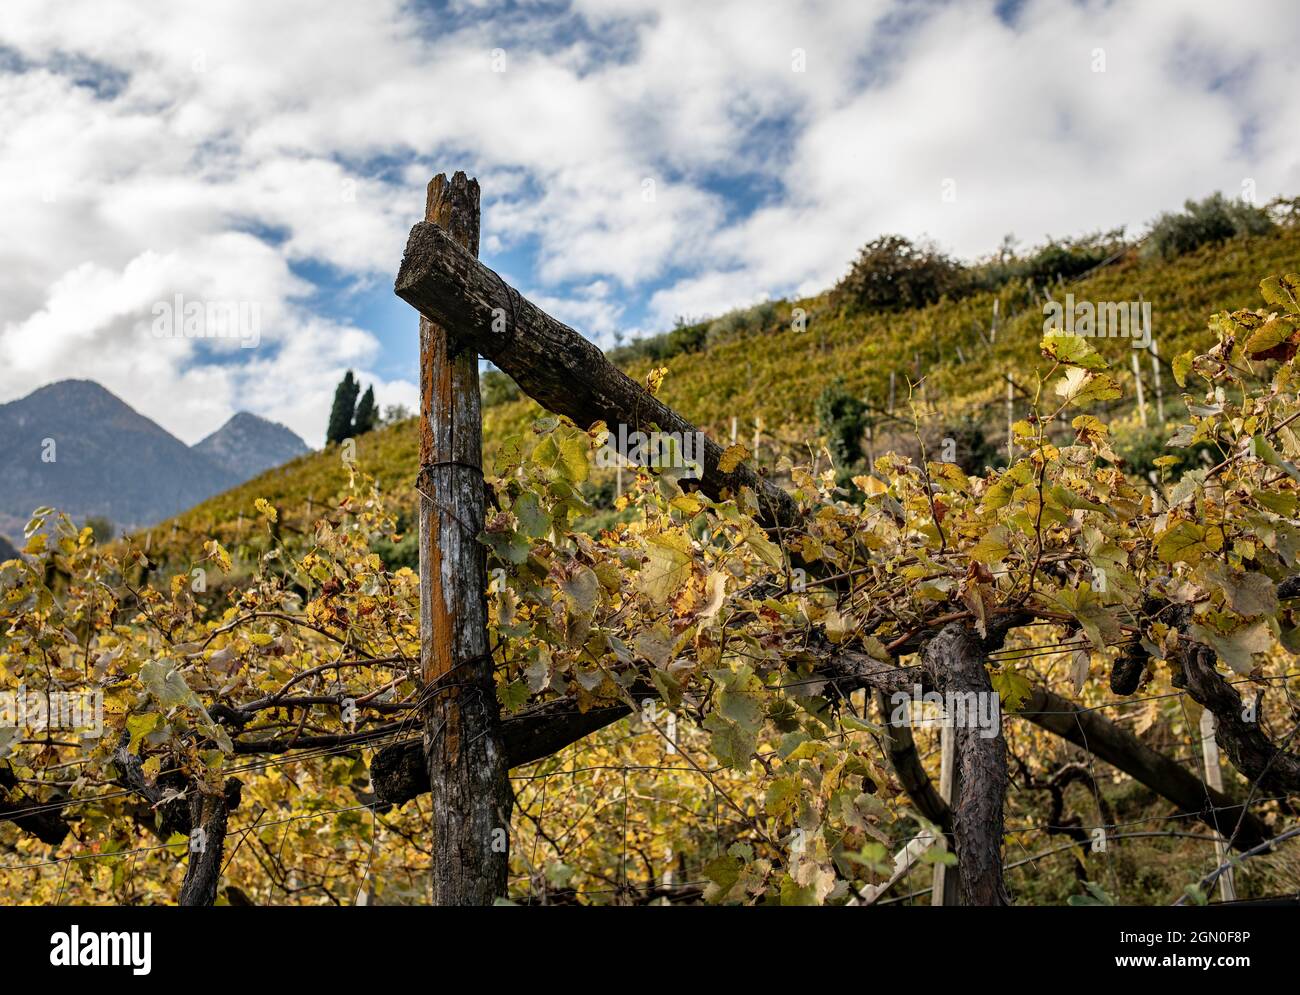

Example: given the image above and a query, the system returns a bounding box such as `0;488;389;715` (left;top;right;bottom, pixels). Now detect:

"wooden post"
1131;351;1148;427
854;832;936;905
1005;377;1014;465
865;394;876;469
1199;709;1237;902
888;371;896;415
417;171;510;905
1150;336;1164;423
930;721;962;906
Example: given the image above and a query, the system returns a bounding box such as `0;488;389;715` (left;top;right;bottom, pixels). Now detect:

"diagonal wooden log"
373;647;1267;851
394;220;800;531
1019;684;1268;848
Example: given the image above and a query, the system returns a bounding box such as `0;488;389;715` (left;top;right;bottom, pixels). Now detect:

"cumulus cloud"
1;0;1297;443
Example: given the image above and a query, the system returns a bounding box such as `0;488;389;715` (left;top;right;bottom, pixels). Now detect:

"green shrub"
372;524;419;571
604;321;709;367
705;302;778;348
1142;193;1273;261
833;235;967;314
482;369;521;408
816;379;868;473
968;230;1128;292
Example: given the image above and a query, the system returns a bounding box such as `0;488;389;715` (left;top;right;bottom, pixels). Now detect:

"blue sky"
1;0;1297;446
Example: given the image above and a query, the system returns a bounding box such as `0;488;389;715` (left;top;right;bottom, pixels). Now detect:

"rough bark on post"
921;622;1011;906
179;789;231;907
417;171;510;904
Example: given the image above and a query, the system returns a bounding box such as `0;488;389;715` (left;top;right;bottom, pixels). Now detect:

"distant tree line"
475;191;1296;411
831;192;1285;316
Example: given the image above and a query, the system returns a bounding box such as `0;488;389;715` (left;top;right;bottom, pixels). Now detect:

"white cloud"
1;0;1298;446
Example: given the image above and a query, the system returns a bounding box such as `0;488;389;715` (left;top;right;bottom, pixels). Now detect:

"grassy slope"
141;224;1300;561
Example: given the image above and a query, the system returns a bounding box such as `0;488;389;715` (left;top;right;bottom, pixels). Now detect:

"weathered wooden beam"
373;646;1267;851
929;721;962;905
372;697;635;806
417;172;510;905
394;221;800;531
1020;684;1268;849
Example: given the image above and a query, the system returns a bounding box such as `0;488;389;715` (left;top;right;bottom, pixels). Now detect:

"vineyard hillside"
143;221;1300;566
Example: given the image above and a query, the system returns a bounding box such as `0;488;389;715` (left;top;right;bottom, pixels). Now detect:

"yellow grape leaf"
1054;367;1122;407
745;529;784;570
968;527;1011;565
1155;521;1223;566
852;474;888;496
718;444;751;474
640;532;692;606
698;571;728;621
991;669;1033;710
1041;332;1106;370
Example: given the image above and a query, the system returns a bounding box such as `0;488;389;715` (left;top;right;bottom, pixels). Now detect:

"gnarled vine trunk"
920;622;1011;906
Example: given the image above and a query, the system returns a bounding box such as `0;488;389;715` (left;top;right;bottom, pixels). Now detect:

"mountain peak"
0;379;238;537
193;411;310;478
0;381;312;538
25;378;123;404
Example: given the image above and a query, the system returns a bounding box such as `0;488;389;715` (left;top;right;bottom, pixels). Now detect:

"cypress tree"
353;385;378;435
326;370;360;445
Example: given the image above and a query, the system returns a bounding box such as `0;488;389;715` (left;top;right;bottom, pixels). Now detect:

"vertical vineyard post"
930;723;962;906
1005;376;1014;464
417;171;510;904
1150;336;1165;423
1131;351;1148;427
1198;709;1237;901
